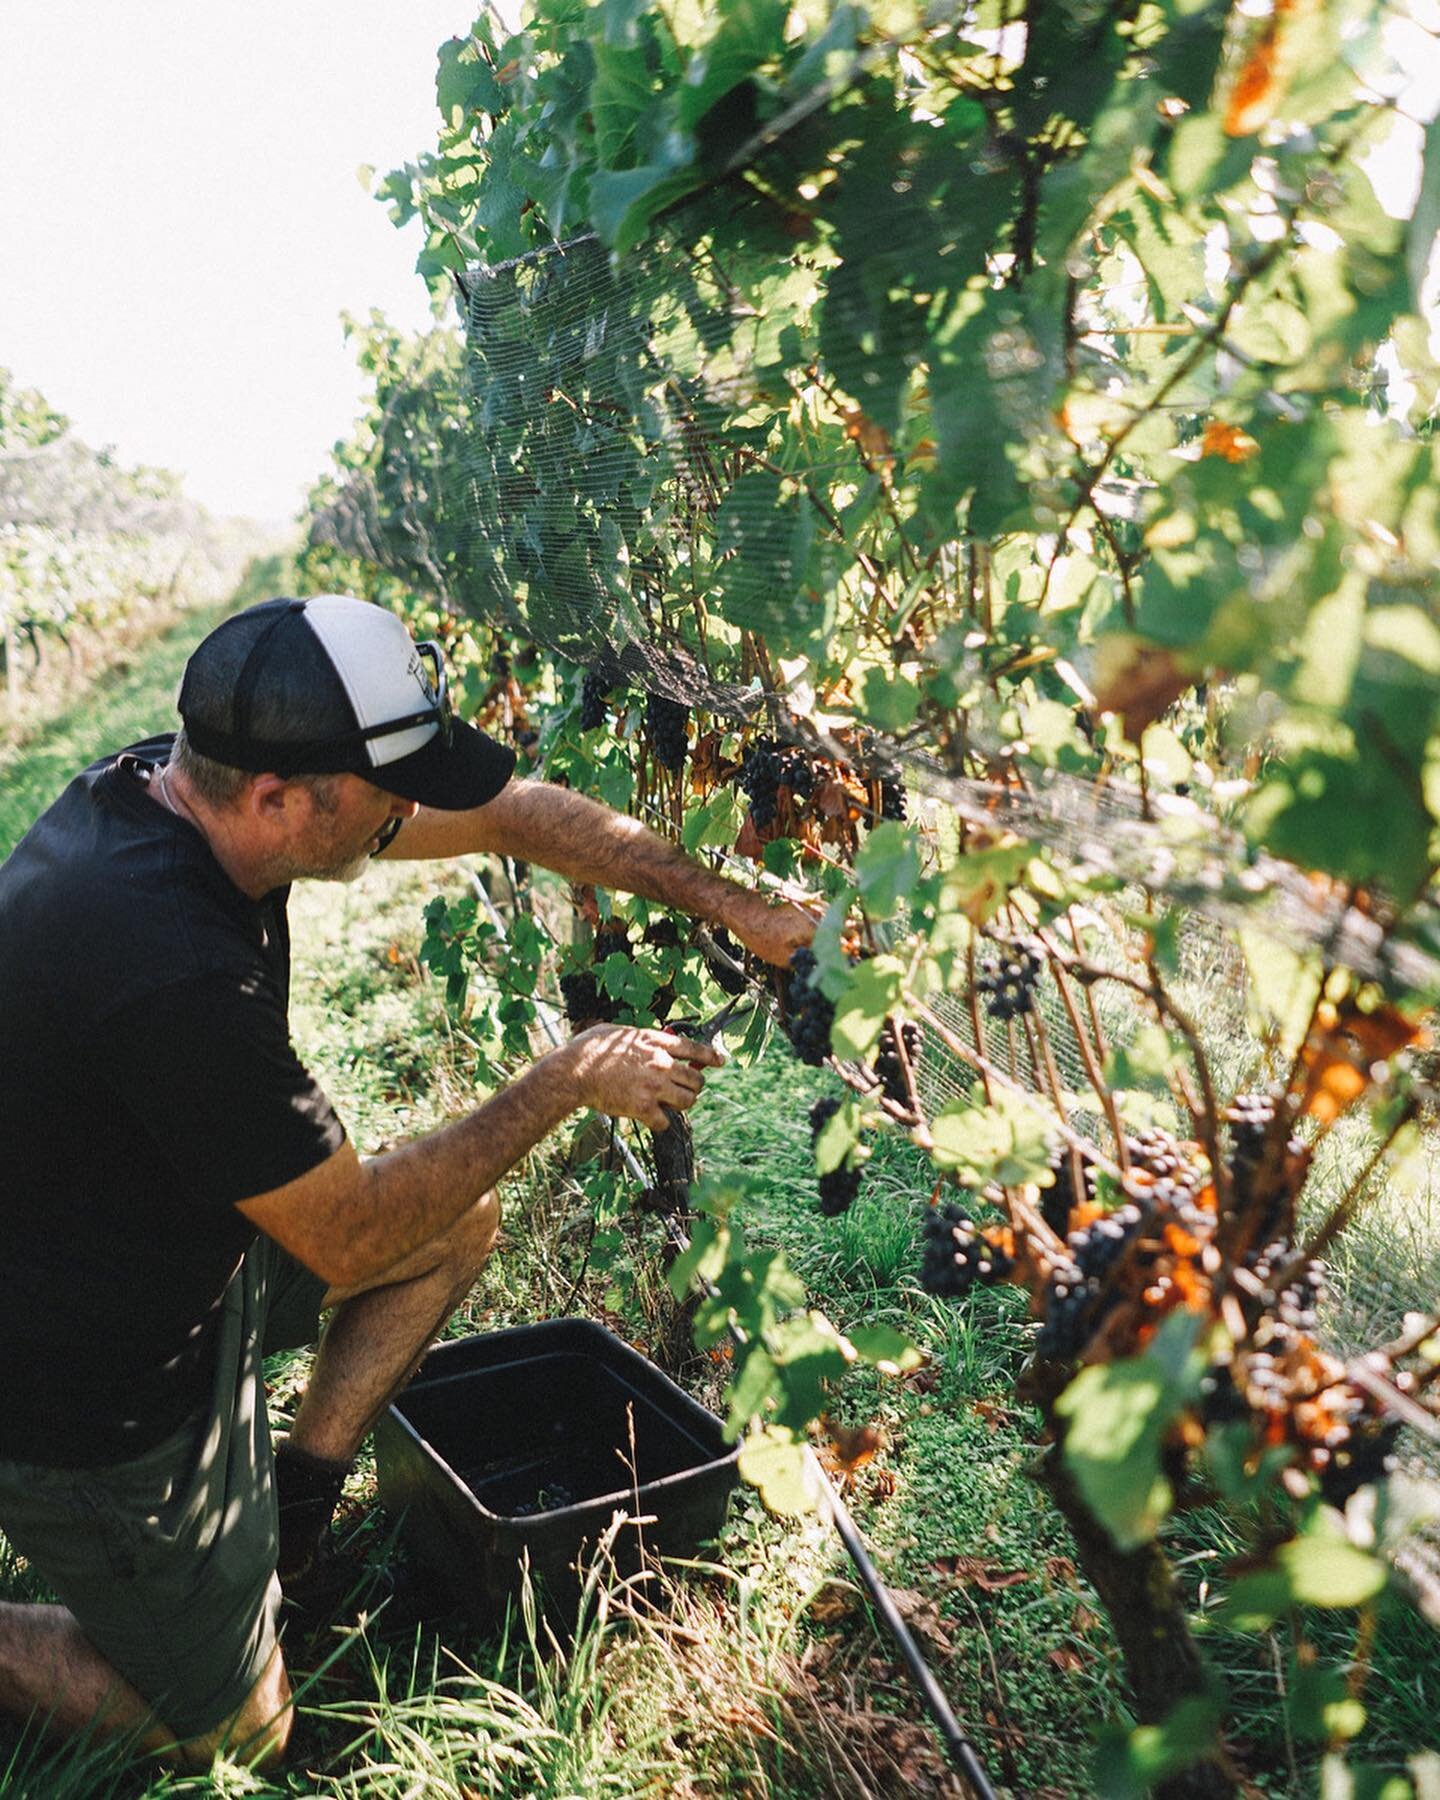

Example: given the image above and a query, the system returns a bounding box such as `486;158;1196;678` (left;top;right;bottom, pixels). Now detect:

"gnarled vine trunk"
1036;1448;1235;1800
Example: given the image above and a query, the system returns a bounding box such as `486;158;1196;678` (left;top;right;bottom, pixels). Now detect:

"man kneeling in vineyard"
0;595;812;1769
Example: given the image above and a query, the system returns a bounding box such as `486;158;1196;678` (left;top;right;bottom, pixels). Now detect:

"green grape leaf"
853;822;921;919
860;665;920;732
724;1343;779;1438
845;1324;925;1374
738;1424;818;1516
930;1089;1055;1186
683;786;746;852
829;955;904;1060
1092;1696;1225;1800
1226;1524;1388;1628
813;1092;862;1175
1056;1310;1207;1549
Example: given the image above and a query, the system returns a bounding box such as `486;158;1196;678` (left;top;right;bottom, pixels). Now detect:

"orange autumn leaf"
841;407;893;461
1299;997;1427;1123
1224;6;1285;137
819;1414;884;1476
1200;420;1260;462
734;811;766;862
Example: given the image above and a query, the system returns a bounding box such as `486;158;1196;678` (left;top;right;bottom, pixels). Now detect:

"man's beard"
273;844;375;886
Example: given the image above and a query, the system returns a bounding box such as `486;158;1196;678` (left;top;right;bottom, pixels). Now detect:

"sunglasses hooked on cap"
177;596;515;811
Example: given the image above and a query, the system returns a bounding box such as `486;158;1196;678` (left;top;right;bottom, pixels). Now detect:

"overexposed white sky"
0;2;488;524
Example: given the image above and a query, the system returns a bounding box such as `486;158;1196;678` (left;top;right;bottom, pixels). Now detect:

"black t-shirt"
0;735;347;1466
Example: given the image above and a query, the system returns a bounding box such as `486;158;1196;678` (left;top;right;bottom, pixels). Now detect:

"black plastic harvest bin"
374;1318;740;1624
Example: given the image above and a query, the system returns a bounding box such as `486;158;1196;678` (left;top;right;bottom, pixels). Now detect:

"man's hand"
560;1024;725;1132
721;888;819;969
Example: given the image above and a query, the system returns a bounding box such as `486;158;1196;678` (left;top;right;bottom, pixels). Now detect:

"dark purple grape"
920;1201;1012;1297
872;1021;920;1107
560;969;615;1026
580;670;609;731
976;942;1043;1021
784;947;834;1066
644;693;689;773
810;1096;862;1216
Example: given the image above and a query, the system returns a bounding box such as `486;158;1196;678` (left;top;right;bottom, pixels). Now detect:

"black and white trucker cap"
178;596;515;810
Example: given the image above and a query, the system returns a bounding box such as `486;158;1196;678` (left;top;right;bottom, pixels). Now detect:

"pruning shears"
671;992;756;1048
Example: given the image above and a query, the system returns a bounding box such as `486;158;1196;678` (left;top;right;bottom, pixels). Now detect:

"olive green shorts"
0;1237;327;1742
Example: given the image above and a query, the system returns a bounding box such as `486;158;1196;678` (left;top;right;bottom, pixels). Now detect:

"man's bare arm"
237;1025;722;1288
379;778;814;967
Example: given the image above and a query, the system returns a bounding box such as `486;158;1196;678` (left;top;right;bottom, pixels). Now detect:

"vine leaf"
1225;1518;1388;1628
1092;1695;1225;1800
1056;1310;1207;1550
853;821;920;919
737;1424;817;1516
930;1091;1054;1187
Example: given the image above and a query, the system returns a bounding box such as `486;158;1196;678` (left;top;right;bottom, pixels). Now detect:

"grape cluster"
1041;1153;1093;1239
593;923;633;965
1318;1420;1402;1507
1225;1090;1274;1203
644;693;690;773
642;916;682;951
1223;1090;1305;1242
737;739;814;828
810;1096;862;1216
579;670;609;731
872;1021;921;1107
783;947;835;1066
706;926;747;996
920;1201;1014;1297
559;970;616;1027
1035;1204;1145;1358
976;943;1043;1021
879;776;907;822
1123;1127;1209;1219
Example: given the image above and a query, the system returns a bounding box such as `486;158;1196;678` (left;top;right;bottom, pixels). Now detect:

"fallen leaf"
818;1413;885;1477
1047;1645;1087;1674
932;1556;1034;1592
887;1588;956;1657
972;1399;1021;1433
808;1580;860;1625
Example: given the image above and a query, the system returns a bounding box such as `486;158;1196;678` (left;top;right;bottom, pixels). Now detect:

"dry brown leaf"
734;811;766;862
932;1555;1034;1593
808;1579;860;1625
1092;637;1196;741
818;1413;885;1477
1047;1645;1087;1674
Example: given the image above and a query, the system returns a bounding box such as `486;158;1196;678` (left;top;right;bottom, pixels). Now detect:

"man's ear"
247;772;296;826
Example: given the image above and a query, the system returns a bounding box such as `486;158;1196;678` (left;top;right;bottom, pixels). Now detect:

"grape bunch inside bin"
374;1317;741;1624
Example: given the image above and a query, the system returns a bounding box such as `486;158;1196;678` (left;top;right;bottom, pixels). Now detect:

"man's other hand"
722;889;819;968
562;1025;726;1132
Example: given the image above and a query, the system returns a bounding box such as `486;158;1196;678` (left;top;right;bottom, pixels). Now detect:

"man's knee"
178;1643;292;1772
440;1189;501;1288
